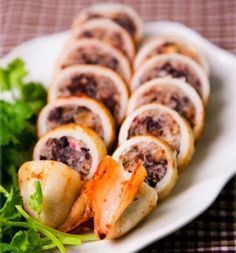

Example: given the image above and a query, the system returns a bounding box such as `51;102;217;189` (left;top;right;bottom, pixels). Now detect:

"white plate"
1;21;236;253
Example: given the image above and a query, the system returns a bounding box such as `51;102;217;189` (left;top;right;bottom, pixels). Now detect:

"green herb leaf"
0;242;14;253
21;82;47;114
0;59;27;92
0;58;46;184
29;181;43;215
0;100;33;146
9;230;43;253
0;185;22;221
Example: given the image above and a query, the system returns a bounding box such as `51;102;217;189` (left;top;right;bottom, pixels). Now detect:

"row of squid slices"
32;4;144;180
45;3;142;136
34;4;143;181
113;34;210;200
18;3;156;240
18;3;211;241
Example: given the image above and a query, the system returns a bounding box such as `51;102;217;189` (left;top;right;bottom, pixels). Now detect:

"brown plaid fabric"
1;0;235;252
1;0;236;56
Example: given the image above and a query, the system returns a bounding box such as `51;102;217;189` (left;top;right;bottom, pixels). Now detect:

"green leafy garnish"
0;185;22;221
29;181;43;215
0;59;27;92
0;58;46;183
5;229;44;253
0;181;96;253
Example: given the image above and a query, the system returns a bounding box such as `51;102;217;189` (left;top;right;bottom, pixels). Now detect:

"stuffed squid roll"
33;124;107;180
48;65;129;124
70;18;135;61
56;39;131;82
37;97;115;148
113;135;178;199
18;160;82;228
72;3;143;43
135;35;209;73
60;156;157;239
131;54;210;105
119;103;194;170
128;77;205;139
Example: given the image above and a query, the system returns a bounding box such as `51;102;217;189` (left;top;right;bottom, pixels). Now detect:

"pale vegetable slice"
55;39;131;83
70;18;135;61
127;77;205;139
131;54;210;105
18;160;82;228
113;135;178;199
119;103;195;170
37;97;115;148
33;124;107;180
48;65;129;125
135;35;209;73
72;3;143;43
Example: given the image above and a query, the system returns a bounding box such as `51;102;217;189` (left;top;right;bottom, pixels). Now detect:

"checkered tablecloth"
1;0;236;252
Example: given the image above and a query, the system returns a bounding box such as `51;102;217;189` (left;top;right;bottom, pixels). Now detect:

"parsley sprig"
29;181;43;216
0;184;96;253
0;59;47;183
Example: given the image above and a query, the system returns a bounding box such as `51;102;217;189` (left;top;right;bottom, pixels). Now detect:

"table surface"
1;1;236;252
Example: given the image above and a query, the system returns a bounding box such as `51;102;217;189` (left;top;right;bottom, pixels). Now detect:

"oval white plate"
1;21;236;253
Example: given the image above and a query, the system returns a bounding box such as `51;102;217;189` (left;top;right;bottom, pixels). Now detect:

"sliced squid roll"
48;65;129;124
18;160;82;228
70;18;135;61
72;3;143;43
37;97;115;148
131;54;210;105
128;78;205;139
119;104;195;169
55;39;131;82
113;136;178;199
59;156;157;239
106;183;157;239
33;124;107;180
90;156;157;239
135;35;209;73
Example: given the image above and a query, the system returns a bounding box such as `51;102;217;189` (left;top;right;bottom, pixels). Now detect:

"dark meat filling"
138;87;196;128
61;46;119;73
85;12;136;37
39;136;91;179
58;74;120;123
47;106;104;138
112;13;136;37
78;29;126;57
128;110;181;153
141;62;202;96
120;143;168;187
